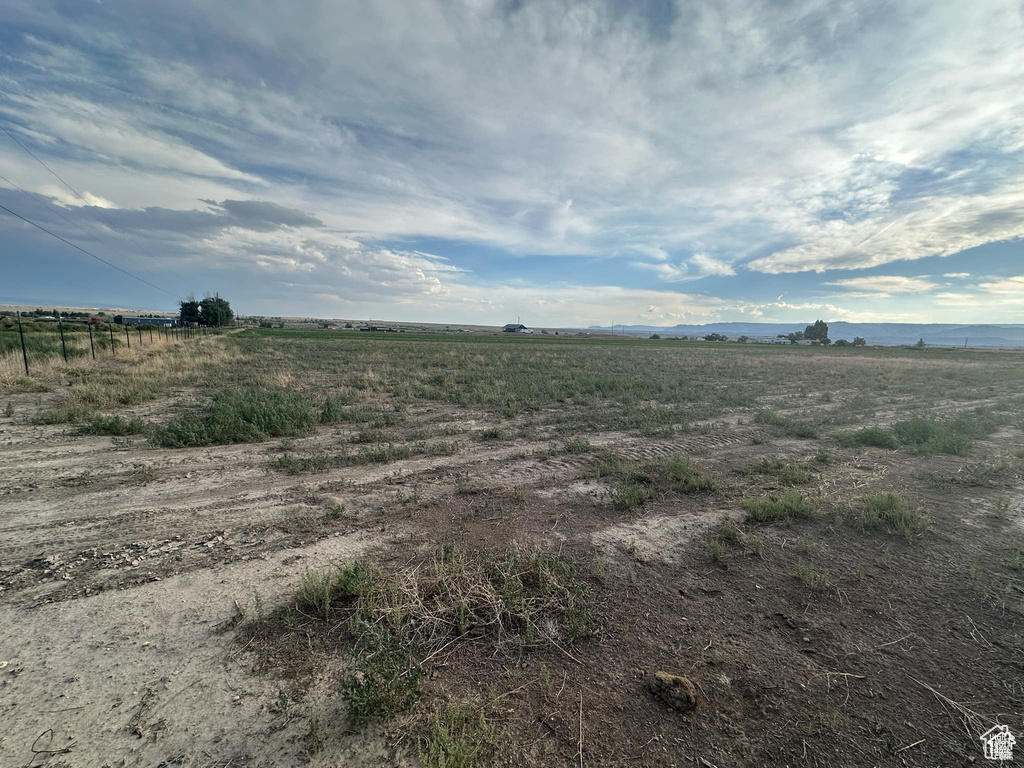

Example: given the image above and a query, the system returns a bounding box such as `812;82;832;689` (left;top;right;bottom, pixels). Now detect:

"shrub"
656;455;718;493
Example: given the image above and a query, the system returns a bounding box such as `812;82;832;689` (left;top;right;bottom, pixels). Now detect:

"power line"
0;121;190;287
0;202;180;299
0;171;150;271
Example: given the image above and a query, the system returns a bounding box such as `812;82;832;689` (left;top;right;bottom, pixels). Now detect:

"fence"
1;313;215;379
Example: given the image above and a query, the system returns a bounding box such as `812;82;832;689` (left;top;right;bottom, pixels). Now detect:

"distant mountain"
586;322;1024;348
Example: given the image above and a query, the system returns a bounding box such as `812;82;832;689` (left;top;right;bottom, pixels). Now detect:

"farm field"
1;329;1023;767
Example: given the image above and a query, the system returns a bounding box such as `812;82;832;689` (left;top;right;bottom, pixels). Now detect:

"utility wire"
0;121;191;288
0;170;151;272
0;203;180;298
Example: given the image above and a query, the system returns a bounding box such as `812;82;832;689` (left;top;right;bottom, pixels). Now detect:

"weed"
794;558;829;590
835;427;898;450
814;449;832;464
564;437;592;454
860;492;929;540
705;539;727;562
743;458;814;486
31;403;95;425
992;495;1012;519
655;455;718;493
75;414;147;436
611;480;654;510
303;715;324;755
153;388;319;447
298;561;377;620
418;702;498;768
1009;550;1023;571
717;519;744;543
3;401;12;417
743;489;816;523
743;532;765;558
479;427;505;440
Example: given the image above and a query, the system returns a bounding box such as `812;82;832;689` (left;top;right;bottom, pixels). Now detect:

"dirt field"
1;331;1023;767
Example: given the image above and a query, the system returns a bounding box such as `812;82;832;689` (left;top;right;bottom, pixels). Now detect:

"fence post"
57;314;68;362
125;325;130;349
138;327;143;347
109;322;116;357
88;322;96;360
17;311;29;375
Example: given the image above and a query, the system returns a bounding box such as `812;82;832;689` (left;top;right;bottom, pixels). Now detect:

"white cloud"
825;275;939;297
978;276;1024;295
1;0;1023;321
943;272;970;278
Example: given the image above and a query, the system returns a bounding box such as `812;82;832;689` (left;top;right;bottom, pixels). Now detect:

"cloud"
1;0;1023;322
978;276;1024;295
691;253;735;277
943;272;970;278
825;275;939;297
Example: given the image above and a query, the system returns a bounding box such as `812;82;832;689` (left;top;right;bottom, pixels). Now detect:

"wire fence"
1;313;213;382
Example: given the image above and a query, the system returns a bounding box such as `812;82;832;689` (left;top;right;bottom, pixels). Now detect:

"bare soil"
1;386;1022;767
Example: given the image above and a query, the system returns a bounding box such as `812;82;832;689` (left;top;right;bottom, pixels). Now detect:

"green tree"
179;297;201;325
804;320;830;344
198;294;234;327
834;339;850;347
915;338;926;348
852;337;866;346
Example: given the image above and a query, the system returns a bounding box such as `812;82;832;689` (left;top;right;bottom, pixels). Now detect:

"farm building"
113;316;177;327
503;323;533;334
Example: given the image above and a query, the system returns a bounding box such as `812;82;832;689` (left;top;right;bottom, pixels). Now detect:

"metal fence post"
125;325;130;349
109;322;116;357
138;327;143;347
17;311;29;375
57;313;68;362
88;322;96;359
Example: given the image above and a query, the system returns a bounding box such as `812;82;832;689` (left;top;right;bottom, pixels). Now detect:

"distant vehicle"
503;323;533;334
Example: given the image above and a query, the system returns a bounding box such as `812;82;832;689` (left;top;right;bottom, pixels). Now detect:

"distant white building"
503;323;532;334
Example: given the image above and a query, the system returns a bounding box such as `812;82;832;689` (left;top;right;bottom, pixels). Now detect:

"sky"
1;0;1023;327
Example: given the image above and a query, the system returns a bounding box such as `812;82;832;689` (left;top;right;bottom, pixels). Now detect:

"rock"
649;672;698;712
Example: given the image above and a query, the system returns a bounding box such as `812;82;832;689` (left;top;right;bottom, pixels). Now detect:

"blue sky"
1;0;1022;326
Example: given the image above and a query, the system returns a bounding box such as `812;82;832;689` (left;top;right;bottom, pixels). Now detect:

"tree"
650;333;661;339
703;333;728;342
804;320;829;344
834;339;850;347
915;338;926;348
179;297;201;325
852;337;866;346
198;294;234;327
737;335;750;343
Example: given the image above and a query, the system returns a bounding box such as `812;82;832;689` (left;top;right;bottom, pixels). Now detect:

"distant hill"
586;322;1024;348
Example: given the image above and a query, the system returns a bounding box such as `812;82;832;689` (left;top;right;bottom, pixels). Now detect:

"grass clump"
892;409;1003;456
283;547;594;727
31;403;95;425
74;414;147;436
418;703;498;768
479;427;504;440
596;451;716;509
835;426;898;450
298;561;377;620
860;491;928;540
655;455;718;493
742;458;815;486
743;489;815;523
794;558;829;591
563;437;592;454
153;388;318;447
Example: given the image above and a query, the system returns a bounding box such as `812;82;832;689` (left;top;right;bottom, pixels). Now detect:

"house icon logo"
980;725;1016;762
